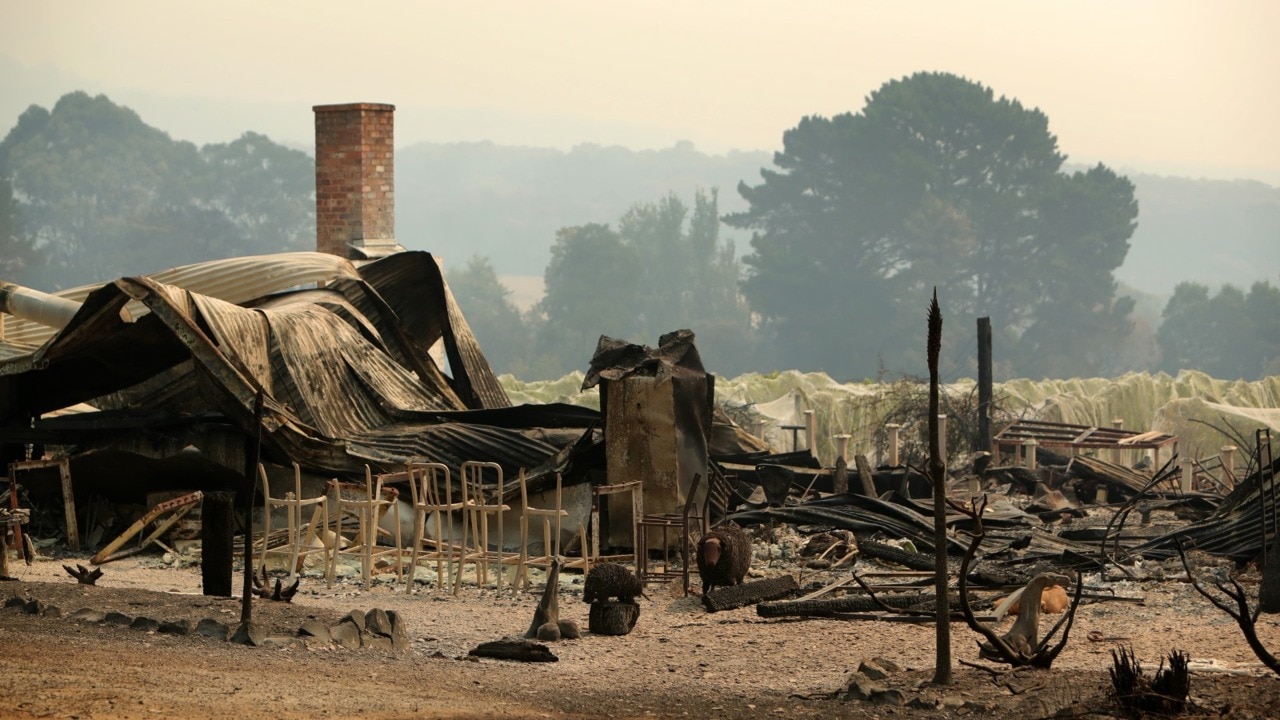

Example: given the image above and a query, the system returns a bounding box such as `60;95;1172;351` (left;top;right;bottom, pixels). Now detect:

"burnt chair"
635;472;706;596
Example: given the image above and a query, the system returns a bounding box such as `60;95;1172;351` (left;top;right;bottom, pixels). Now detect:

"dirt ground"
2;539;1280;720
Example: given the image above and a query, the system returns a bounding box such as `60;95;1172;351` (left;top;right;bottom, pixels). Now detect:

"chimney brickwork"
313;102;396;258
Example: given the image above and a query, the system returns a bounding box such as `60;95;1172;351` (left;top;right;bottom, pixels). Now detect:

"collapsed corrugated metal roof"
1;251;595;482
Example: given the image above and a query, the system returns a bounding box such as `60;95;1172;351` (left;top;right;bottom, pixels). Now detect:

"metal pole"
240;390;264;624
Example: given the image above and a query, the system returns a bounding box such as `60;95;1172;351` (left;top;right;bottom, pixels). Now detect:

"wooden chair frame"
516;470;570;590
330;465;403;587
257;462;330;579
406;462;466;592
458;461;515;593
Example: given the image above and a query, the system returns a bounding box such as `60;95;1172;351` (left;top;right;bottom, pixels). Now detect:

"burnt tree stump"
588;600;640;635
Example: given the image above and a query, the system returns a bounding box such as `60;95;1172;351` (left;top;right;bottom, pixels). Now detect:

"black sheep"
582;562;645;604
696;524;751;596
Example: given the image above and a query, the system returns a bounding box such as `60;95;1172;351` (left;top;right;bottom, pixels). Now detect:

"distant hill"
1119;173;1280;296
394;140;767;276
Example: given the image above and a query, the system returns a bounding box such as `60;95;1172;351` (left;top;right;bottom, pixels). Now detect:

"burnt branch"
1176;541;1280;676
251;564;299;603
954;494;1082;668
849;572;933;617
954;495;1025;665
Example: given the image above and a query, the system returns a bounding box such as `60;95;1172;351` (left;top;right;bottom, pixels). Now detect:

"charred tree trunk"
928;291;952;685
240;391;264;621
525;557;563;639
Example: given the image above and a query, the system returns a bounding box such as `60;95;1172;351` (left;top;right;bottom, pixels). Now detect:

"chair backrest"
461;461;504;507
408;462;452;508
290;462;304;500
332;465;390;506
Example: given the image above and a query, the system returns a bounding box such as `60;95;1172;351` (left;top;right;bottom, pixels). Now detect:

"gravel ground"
1;530;1279;719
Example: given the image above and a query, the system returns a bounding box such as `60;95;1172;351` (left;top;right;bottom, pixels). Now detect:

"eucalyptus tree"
727;72;1137;380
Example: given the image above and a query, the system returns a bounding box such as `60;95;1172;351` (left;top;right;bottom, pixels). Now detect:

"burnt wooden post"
201;492;236;596
976;317;992;454
928;290;952;685
832;435;850;494
240;390;264;623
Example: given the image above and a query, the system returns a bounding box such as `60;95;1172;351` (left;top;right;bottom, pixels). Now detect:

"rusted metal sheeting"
0;339;37;364
357;252;511;410
345;422;567;480
0;254;559;480
1137;454;1280;560
2;252;360;347
257;302;458;438
426;403;601;430
3;284;190;413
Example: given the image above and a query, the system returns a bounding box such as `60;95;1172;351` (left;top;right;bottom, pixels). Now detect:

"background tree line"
2;85;1276;381
0;91;313;290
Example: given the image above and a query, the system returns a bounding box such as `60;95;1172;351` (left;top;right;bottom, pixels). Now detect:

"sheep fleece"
696;525;751;594
582;562;643;604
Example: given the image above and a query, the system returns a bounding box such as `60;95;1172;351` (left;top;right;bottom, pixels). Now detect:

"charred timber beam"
757;592;968;618
702;575;798;612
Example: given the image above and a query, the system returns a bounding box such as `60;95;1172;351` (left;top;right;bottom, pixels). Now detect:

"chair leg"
259;502;272;572
362;505;373;587
408;508;423;588
453;507;469;596
439;511;452;593
518;515;530;592
681;522;690;597
392;501;403;583
579;522;591;575
287;501;301;580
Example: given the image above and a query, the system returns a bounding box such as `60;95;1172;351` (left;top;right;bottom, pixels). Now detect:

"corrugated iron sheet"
2;252;360;347
358;252;511;409
2;252;566;483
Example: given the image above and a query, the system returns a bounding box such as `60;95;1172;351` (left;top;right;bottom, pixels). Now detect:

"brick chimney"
313;102;404;259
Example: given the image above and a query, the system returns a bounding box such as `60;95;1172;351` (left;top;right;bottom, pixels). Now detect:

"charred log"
702;575;798;612
468;638;558;662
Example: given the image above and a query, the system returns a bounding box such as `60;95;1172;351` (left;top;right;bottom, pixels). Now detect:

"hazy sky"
1;1;1278;184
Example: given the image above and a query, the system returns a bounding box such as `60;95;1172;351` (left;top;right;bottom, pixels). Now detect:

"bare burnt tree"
952;494;1084;668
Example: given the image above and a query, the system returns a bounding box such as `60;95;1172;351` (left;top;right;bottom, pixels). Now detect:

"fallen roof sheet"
2;252;362;347
1;252;555;481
